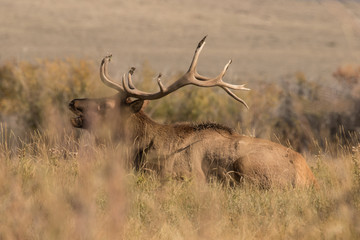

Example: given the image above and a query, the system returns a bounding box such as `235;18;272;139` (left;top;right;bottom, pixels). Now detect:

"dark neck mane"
130;111;235;146
190;122;234;134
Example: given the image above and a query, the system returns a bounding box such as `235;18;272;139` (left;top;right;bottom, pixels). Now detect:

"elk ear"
129;99;144;113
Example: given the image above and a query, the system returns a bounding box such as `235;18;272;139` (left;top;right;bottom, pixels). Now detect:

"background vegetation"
0;59;359;239
1;59;359;152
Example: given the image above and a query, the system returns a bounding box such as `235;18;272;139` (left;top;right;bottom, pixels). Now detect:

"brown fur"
69;94;317;187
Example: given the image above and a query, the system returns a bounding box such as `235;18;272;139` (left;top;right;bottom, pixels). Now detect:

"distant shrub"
0;59;100;135
333;64;360;85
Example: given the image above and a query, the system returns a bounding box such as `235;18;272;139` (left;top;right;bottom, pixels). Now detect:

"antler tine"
100;54;124;92
157;73;165;92
127;67;136;89
122;68;174;99
223;87;249;109
193;58;250;108
191;41;249;90
213;59;251;91
188;35;207;73
192;57;250;91
122;68;152;97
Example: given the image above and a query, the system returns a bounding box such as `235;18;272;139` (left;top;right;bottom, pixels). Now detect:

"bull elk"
69;36;317;187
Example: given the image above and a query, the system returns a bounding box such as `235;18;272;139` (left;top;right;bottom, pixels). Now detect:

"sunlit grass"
0;128;359;239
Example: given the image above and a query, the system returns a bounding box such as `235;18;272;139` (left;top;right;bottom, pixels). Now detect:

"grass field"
0;126;359;239
0;59;360;239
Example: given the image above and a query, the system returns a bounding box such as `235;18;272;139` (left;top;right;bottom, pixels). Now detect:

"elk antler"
100;54;124;92
101;36;250;108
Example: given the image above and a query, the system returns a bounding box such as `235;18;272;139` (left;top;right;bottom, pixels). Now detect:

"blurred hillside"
1;0;360;79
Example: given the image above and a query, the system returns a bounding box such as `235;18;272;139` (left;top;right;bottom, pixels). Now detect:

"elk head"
68;36;250;135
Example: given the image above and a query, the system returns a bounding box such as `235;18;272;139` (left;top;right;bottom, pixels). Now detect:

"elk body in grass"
69;37;317;187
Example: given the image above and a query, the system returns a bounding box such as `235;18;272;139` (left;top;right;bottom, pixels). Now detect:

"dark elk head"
68;92;144;130
68;36;250;136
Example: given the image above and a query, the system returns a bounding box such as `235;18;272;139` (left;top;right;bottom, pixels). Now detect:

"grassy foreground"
0;127;359;240
0;59;359;239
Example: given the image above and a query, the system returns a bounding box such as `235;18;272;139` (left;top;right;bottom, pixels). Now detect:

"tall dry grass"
0;127;359;239
0;59;360;239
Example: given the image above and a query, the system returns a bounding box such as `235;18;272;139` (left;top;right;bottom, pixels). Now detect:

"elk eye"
98;103;107;112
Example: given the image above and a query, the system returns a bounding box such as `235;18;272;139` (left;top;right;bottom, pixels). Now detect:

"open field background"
1;0;360;239
1;0;360;78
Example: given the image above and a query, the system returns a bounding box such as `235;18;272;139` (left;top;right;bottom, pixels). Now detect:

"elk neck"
127;110;163;146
